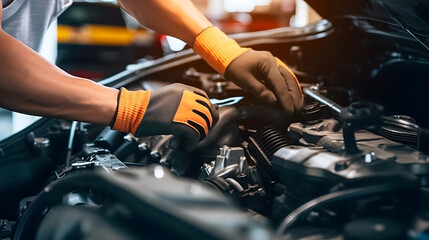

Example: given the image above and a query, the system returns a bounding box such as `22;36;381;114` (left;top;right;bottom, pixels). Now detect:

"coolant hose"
276;180;418;236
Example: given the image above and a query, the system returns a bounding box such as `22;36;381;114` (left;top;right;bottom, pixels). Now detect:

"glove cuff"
193;26;249;74
111;88;151;134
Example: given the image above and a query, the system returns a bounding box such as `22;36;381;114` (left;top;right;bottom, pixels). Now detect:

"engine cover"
272;118;426;200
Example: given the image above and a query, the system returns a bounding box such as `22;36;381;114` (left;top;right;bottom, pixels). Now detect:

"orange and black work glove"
193;26;304;117
111;83;218;151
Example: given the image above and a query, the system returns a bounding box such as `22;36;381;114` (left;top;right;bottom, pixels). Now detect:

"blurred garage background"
0;0;321;140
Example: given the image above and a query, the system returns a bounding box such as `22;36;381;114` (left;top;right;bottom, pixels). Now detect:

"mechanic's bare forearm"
0;30;118;125
117;0;212;45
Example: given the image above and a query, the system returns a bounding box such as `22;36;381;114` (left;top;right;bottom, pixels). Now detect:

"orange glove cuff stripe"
112;88;151;134
193;26;249;74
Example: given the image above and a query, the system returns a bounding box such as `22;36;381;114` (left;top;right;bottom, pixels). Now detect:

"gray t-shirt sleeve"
2;0;73;52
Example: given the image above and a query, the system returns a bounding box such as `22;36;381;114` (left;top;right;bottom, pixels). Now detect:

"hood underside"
305;0;429;51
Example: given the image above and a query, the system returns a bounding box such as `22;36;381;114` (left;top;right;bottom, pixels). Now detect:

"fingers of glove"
276;60;305;112
224;51;277;104
170;130;199;152
180;125;200;152
176;84;219;126
191;92;216;129
275;58;303;95
237;73;277;104
193;92;218;128
184;136;199;152
173;90;214;138
257;55;299;114
211;104;220;125
169;136;181;150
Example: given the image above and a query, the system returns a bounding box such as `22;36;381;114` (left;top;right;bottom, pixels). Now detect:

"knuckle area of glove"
255;51;276;65
258;90;277;103
256;55;278;75
192;94;213;126
252;84;272;97
172;90;210;135
257;51;274;60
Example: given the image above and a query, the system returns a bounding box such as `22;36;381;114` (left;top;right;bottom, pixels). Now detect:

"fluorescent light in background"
223;0;272;12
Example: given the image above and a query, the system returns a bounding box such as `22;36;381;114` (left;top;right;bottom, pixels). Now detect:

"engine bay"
1;19;429;240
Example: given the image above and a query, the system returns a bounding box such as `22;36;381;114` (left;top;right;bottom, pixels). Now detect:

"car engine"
1;17;429;240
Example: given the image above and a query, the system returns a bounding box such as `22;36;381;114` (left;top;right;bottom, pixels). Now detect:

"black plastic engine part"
14;166;275;240
243;126;289;193
0;219;14;239
373;115;420;150
249;126;290;161
285;118;429;188
299;102;327;124
81;143;127;173
303;87;384;154
94;128;126;151
341;101;384;153
276;179;418;235
37;205;141;240
343;218;406;240
272;144;418;201
419;128;429;155
409;209;429;239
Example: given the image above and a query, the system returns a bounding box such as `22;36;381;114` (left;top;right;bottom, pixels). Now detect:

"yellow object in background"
57;24;152;46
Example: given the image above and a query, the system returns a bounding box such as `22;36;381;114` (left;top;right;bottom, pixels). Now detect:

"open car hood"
305;0;429;51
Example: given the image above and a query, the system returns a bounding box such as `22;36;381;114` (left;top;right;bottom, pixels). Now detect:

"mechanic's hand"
111;83;218;151
193;26;304;116
224;50;304;116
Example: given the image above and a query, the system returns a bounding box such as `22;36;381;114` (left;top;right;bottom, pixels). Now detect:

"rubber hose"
276;180;418;236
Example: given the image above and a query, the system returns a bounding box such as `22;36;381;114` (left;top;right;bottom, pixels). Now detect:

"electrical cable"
276;179;418;236
65;121;78;168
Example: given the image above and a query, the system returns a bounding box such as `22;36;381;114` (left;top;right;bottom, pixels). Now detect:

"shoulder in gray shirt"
2;0;73;51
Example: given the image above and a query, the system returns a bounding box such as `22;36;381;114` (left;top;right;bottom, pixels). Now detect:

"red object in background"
68;70;105;81
216;12;291;34
246;15;282;31
218;14;281;33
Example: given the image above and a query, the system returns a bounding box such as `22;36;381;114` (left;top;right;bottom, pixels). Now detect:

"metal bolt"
33;137;50;159
365;152;376;163
71;161;94;169
239;156;246;173
219;145;229;156
33;137;50;148
257;188;266;196
150;151;161;159
370;151;377;160
138;143;149;151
